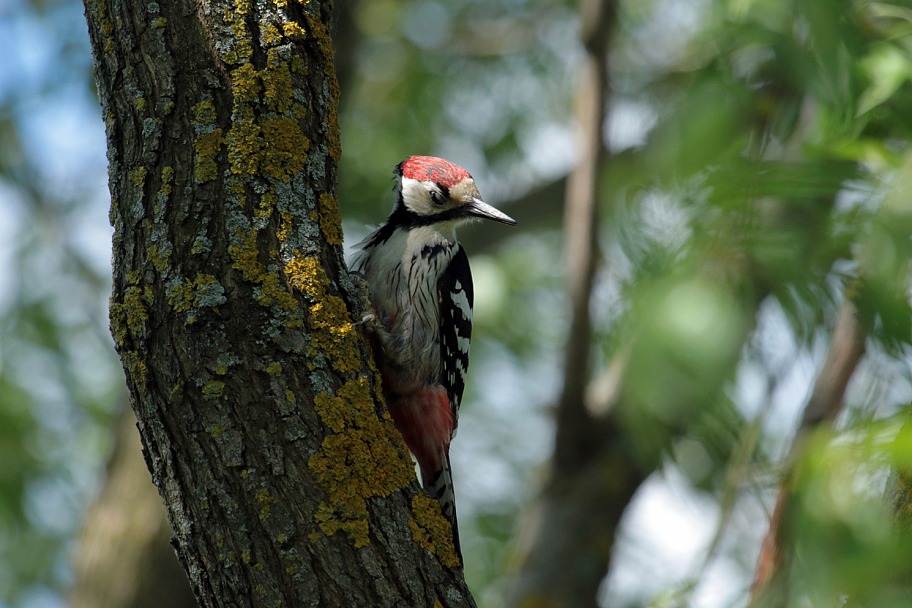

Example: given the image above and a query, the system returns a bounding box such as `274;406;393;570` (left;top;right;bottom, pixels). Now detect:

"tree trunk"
506;1;636;605
84;1;474;605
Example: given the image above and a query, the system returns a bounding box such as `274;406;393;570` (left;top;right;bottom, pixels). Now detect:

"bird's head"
395;156;516;227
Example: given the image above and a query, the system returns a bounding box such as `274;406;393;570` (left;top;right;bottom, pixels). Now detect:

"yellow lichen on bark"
284;256;360;373
318;193;343;246
110;273;154;347
263;48;293;114
308;378;413;547
228;228;302;323
192;100;223;183
277;211;294;243
259;118;309;181
408;494;461;568
121;351;149;394
283;21;306;40
261;22;283;47
256;487;275;521
121;286;149;337
158;166;174;201
202;380;226;400
193;129;224;183
129;166;147;187
166;273;226;323
265;362;283;377
222;15;310;183
223;99;310;181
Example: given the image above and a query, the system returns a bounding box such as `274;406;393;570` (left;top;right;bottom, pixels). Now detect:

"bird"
350;156;516;559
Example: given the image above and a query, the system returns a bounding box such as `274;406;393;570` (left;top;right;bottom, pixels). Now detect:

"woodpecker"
351;156;515;559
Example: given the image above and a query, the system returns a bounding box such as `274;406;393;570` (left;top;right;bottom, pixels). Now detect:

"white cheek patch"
400;177;434;215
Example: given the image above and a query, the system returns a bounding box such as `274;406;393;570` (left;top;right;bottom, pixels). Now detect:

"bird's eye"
430;190;445;206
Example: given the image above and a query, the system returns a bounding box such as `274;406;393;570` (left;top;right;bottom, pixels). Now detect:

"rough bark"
84;1;474;606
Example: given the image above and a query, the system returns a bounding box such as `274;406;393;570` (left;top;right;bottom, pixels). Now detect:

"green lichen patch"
147;238;173;273
308;378;413;547
313;501;370;547
408;494;461;568
110;279;155;347
261;22;282;46
255;191;276;225
212;350;240;376
229;227;262;282
262;118;309;182
256;273;302;322
193;99;218;124
219;1;253;64
109;302;128;347
277;210;294;244
219;9;313;184
158;166;174;201
309;295;360;372
191;234;213;255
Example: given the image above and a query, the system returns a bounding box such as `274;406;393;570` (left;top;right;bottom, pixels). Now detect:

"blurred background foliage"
2;0;912;606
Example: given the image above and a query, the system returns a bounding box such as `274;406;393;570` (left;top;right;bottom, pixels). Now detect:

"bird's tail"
421;450;461;559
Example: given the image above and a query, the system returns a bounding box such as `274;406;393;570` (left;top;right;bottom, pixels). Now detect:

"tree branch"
750;295;868;606
506;1;623;606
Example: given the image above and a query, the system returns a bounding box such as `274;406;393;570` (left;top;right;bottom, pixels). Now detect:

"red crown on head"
399;156;472;189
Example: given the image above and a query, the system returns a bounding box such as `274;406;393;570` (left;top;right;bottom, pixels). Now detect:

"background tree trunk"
84;1;474;605
71;409;197;608
505;2;637;606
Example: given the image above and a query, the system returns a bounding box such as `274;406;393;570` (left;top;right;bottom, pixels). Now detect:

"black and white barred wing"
437;245;474;425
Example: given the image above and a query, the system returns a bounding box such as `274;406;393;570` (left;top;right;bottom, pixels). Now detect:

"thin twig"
750;295;868;604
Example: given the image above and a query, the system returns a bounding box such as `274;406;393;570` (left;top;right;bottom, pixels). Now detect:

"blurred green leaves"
786;421;912;606
594;0;912;603
0;0;120;604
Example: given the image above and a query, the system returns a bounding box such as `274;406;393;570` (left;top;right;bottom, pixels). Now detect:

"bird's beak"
465;198;517;226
